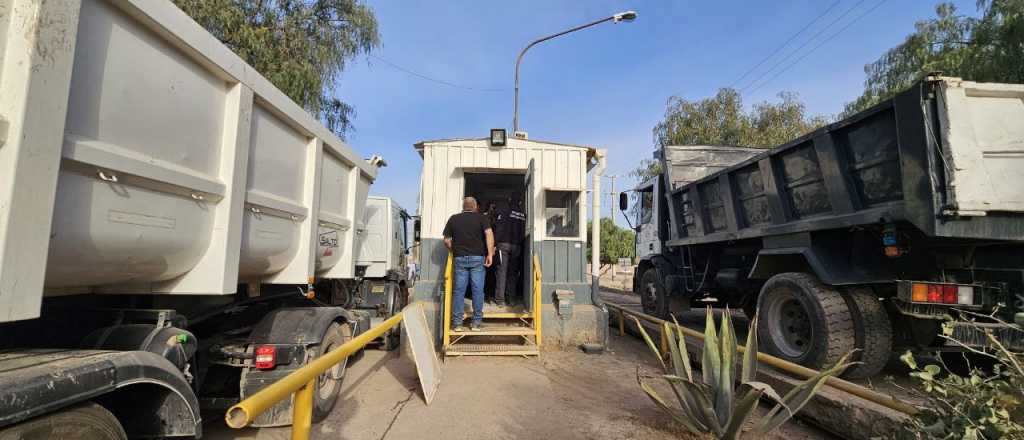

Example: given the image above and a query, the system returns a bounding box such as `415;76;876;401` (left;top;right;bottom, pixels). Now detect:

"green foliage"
652;88;828;149
846;1;1024;115
636;309;852;439
629;158;662;183
893;324;1024;439
587;218;635;264
174;0;380;138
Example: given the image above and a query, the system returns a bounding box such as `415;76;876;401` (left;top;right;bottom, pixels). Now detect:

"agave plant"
635;309;852;439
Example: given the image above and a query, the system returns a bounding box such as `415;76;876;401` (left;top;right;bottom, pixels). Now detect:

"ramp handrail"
225;313;405;439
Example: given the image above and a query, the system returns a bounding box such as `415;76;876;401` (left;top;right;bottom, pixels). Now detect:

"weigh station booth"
412;135;608;350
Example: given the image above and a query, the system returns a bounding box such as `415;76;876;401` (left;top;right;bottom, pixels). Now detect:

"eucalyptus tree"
174;0;380;138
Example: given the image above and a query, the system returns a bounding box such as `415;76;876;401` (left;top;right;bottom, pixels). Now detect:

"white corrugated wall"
418;138;589;241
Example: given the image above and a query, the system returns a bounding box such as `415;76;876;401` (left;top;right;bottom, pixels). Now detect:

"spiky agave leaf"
716;308;737;428
721;384;766;440
637;368;705;435
702;307;721;389
664;321;687;379
664;377;712;433
664;375;725;437
671;315;694;382
741;314;759;384
754;351;855;435
633;317;667;373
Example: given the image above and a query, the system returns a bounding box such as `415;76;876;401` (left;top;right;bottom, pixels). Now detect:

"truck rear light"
927;284;942;303
907;282;978;306
254;345;276;369
957;285;974;305
911;283;928;302
941;285;957;304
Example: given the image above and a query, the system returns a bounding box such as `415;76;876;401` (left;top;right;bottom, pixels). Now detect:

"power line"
745;0;889;96
727;0;841;89
367;54;509;93
739;0;872;92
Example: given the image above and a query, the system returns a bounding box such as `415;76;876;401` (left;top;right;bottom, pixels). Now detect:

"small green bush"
894;321;1024;440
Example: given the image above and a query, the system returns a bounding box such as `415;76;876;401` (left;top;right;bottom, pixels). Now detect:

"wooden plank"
403;302;442;405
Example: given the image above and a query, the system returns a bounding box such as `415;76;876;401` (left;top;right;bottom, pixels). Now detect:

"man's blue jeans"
451;255;485;326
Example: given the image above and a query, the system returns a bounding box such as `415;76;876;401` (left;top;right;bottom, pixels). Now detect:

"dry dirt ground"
205;329;834;440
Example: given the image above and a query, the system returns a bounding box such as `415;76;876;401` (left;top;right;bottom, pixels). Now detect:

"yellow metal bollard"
291;381;314;440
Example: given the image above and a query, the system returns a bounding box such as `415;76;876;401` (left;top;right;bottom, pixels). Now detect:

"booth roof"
413;137;597;159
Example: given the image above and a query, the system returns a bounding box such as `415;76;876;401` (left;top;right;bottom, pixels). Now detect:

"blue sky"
337;0;977;225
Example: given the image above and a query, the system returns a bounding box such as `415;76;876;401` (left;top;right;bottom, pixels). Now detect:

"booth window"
545;190;580;238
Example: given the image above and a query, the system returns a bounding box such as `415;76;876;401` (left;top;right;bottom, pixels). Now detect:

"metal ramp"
442;253;542;357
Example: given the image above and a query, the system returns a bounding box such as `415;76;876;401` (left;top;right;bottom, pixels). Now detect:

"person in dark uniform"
492;196;526;306
482;201;498;302
443;197;494;331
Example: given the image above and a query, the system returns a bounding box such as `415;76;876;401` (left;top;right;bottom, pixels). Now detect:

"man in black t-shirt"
493;196;526;306
443;197;494;331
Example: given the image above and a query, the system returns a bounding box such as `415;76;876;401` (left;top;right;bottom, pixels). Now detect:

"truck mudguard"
248;307;360;345
635;255;682;294
0;350;201;438
749;247;895;286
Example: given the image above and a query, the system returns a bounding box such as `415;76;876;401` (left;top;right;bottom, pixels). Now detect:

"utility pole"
604;174;617;280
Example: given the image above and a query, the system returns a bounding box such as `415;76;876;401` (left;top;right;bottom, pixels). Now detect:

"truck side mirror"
413;219;421;243
618;192;628;211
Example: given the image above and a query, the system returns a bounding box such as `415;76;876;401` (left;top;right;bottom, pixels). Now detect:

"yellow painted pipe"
291;381;314;440
225;313;405;429
443;252;453;347
603;302;920;416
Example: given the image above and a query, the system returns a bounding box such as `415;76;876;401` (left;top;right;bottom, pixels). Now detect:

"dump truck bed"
661;77;1024;247
0;0;378;322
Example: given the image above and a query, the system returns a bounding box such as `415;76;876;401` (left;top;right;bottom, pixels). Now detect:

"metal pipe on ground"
603;301;919;416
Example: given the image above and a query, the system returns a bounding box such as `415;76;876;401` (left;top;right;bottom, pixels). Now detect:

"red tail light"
255;345;276;369
909;282;978;306
927;284;941;303
941;285;957;304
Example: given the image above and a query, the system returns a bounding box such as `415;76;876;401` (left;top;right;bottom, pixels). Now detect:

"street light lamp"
512;10;638;135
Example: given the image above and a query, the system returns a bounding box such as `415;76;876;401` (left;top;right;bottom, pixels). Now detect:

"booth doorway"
462;171;529;307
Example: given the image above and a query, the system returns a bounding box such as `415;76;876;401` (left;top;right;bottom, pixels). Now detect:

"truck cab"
633;178;663;261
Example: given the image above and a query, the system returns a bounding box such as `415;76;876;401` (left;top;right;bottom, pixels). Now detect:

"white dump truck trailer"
0;1;386;437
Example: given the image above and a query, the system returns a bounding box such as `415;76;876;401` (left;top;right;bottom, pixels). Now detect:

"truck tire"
313;322;350;421
756;273;855;371
841;286;893;379
0;402;126;440
382;283;406;351
639;268;670;319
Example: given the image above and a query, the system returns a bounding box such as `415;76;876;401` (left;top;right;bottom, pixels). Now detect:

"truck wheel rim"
317;344;345;400
765;292;813;358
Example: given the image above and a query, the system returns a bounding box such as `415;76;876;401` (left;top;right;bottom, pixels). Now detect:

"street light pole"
513;11;637;134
